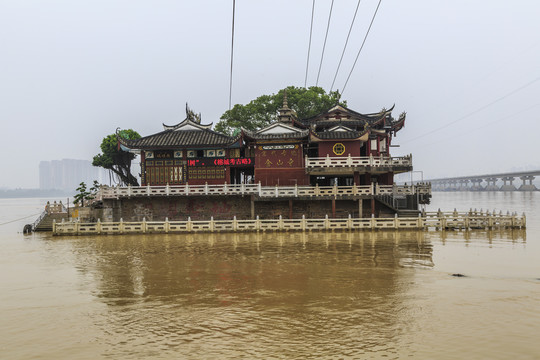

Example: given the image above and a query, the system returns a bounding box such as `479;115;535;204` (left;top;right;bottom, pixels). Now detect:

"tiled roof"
243;129;309;140
312;120;366;128
312;130;367;140
124;129;237;149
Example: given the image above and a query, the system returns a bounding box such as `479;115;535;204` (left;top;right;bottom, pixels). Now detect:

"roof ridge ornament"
282;89;289;109
278;89;297;123
185;102;202;124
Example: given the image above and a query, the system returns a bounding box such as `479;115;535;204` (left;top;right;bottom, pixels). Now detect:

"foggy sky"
1;0;539;188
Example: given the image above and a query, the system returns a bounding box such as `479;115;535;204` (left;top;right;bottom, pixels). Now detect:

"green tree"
214;86;346;135
73;182;91;207
92;129;141;186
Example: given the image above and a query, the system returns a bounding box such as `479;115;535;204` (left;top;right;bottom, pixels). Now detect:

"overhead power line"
304;0;316;88
402;76;540;144
330;0;362;92
316;0;334;87
341;0;383;95
413;101;540;149
228;0;236;110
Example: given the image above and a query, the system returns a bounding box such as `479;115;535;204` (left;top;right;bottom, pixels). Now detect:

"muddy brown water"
1;192;539;359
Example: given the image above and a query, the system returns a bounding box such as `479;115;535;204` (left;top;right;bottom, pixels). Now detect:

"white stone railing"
305;154;412;169
98;183;431;199
52;211;526;235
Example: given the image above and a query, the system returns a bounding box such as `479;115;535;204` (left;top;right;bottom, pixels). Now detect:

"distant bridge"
426;170;540;191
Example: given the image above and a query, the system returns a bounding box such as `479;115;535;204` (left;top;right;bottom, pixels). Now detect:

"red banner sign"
187;158;253;167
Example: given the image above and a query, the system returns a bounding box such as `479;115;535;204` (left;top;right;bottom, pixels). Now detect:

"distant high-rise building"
39;159;108;190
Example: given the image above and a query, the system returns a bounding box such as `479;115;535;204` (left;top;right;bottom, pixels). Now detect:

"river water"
0;193;538;359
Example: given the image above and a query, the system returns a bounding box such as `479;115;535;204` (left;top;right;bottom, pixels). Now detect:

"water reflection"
427;228;526;246
62;231;435;358
59;228;528;358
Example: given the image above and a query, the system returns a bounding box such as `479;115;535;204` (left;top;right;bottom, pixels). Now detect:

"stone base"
485;185;500;191
500;185;517;191
518;185;538;191
470;186;485;191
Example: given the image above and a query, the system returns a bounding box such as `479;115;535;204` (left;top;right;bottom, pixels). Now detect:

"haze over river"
1;192;539;359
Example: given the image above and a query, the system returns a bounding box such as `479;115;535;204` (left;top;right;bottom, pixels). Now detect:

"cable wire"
304;0;316;88
402;76;540;144
341;0;382;95
412;101;540;149
315;0;334;86
228;0;236;110
0;213;41;227
330;0;362;92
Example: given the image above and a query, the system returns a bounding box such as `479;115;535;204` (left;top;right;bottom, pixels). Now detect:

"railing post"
256;215;260;231
241;182;245;195
127;184;132;197
258;181;262;197
295;183;298;197
275;184;279;198
233;216;237;231
348;213;352;229
210;216;214;232
279;215;283;230
347;154;352;166
369;153;373;166
146;184;151;196
325;214;329;230
302;214;306;231
186;182;189;195
52;219;56;234
142;217;147;233
315;183;320;196
441;215;447;229
224;182;228;194
97;218;101;234
164;217;169;233
166;183;170;196
205;182;208;195
187;216;192;232
394;213;398;229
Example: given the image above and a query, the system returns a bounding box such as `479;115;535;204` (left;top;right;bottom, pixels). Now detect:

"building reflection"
64;229;524;357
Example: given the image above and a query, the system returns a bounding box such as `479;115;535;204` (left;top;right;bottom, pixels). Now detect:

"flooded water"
0;193;539;359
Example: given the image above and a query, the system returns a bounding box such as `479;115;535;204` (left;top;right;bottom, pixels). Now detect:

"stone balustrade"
52;210;525;236
305;154;412;169
98;183;432;199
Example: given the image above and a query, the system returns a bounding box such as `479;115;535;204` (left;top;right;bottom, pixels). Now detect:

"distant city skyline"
39;159;109;191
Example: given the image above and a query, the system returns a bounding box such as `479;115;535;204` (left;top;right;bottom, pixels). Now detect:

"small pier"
52;210;525;236
27;201;68;232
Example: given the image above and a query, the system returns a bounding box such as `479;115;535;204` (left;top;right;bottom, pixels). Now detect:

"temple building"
121;98;409;188
242;95;408;187
120;107;252;186
114;99;429;221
